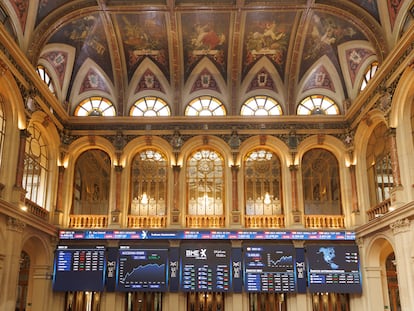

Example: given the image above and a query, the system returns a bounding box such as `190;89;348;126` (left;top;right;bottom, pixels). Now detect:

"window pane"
185;96;226;116
241;96;282;116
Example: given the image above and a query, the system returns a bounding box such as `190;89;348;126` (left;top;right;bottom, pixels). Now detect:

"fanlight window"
36;65;55;95
360;62;378;91
185;96;226;116
74;97;116;116
297;95;339;115
130;97;171;117
241;96;283;116
23;124;49;208
130;149;167;216
187;149;224;215
244;149;282;215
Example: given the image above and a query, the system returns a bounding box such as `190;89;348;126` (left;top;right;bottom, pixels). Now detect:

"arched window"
187;149;224;216
74;97;116;116
23;124;49;208
130;97;171;116
185;96;226;116
297;95;340;115
72;150;111;215
366;124;392;207
360;61;378;91
244;149;282;215
241;96;283;116
0;98;5;170
130;149;167;217
36;65;56;95
302;149;341;215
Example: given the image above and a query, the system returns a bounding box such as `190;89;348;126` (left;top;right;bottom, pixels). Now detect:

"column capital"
114;165;123;173
390;218;410;234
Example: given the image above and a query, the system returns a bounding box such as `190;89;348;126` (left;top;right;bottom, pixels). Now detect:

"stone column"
387;128;402;187
349;165;359;212
390;218;414;311
289;165;301;224
13;130;29;204
231;165;239;212
111;165;123;225
30;264;53;311
0;217;25;311
364;267;384;311
55;166;65;213
53;166;66;226
172;165;181;224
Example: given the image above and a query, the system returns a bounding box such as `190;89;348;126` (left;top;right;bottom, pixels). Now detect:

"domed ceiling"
1;0;413;117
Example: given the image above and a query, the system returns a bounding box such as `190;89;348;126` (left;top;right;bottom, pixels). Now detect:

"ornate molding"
7;216;26;233
390;218;410;234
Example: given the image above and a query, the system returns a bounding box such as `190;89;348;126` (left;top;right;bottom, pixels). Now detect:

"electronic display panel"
243;244;296;293
53;245;106;292
306;244;362;293
180;242;231;292
116;246;168;291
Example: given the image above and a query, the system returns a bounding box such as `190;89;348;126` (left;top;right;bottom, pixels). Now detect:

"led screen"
53;245;106;291
243;244;296;292
116;246;168;291
306;244;362;293
180;242;231;292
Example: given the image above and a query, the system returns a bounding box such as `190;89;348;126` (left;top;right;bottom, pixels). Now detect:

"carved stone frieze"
7;216;26;233
390;218;411;234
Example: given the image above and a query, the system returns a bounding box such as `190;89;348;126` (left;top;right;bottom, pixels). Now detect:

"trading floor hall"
0;0;414;310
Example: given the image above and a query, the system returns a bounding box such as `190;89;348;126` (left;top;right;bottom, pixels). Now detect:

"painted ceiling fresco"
1;0;413;115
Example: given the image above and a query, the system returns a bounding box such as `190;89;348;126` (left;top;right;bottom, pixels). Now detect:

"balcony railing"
127;215;167;228
244;215;285;228
24;199;49;221
186;215;225;228
366;198;392;221
304;214;345;228
69;215;108;228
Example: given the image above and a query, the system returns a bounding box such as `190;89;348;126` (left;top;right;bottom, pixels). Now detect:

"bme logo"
186;248;207;259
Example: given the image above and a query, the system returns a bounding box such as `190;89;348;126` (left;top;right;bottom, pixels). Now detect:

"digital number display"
180;243;231;292
116;246;168;291
244;244;296;293
53;245;106;291
306;244;362;293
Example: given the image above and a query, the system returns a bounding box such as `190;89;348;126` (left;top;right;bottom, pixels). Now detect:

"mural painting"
387;0;405;30
181;12;230;82
300;12;368;79
10;0;29;33
116;13;169;82
36;0;71;26
242;11;295;81
47;14;112;99
350;0;380;21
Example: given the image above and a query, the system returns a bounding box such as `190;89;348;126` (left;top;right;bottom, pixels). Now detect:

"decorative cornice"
7;216;26;233
390;218;410;234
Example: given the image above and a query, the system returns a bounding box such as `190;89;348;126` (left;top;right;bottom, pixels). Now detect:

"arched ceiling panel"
3;0;411;117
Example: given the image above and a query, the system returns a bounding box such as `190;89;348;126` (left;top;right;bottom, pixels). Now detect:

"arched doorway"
15;251;30;311
386;252;401;311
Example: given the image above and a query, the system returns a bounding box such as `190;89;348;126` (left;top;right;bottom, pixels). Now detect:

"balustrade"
186;215;225;228
127;215;167;228
69;215;108;228
244;215;285;228
366;198;392;221
304;214;345;228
